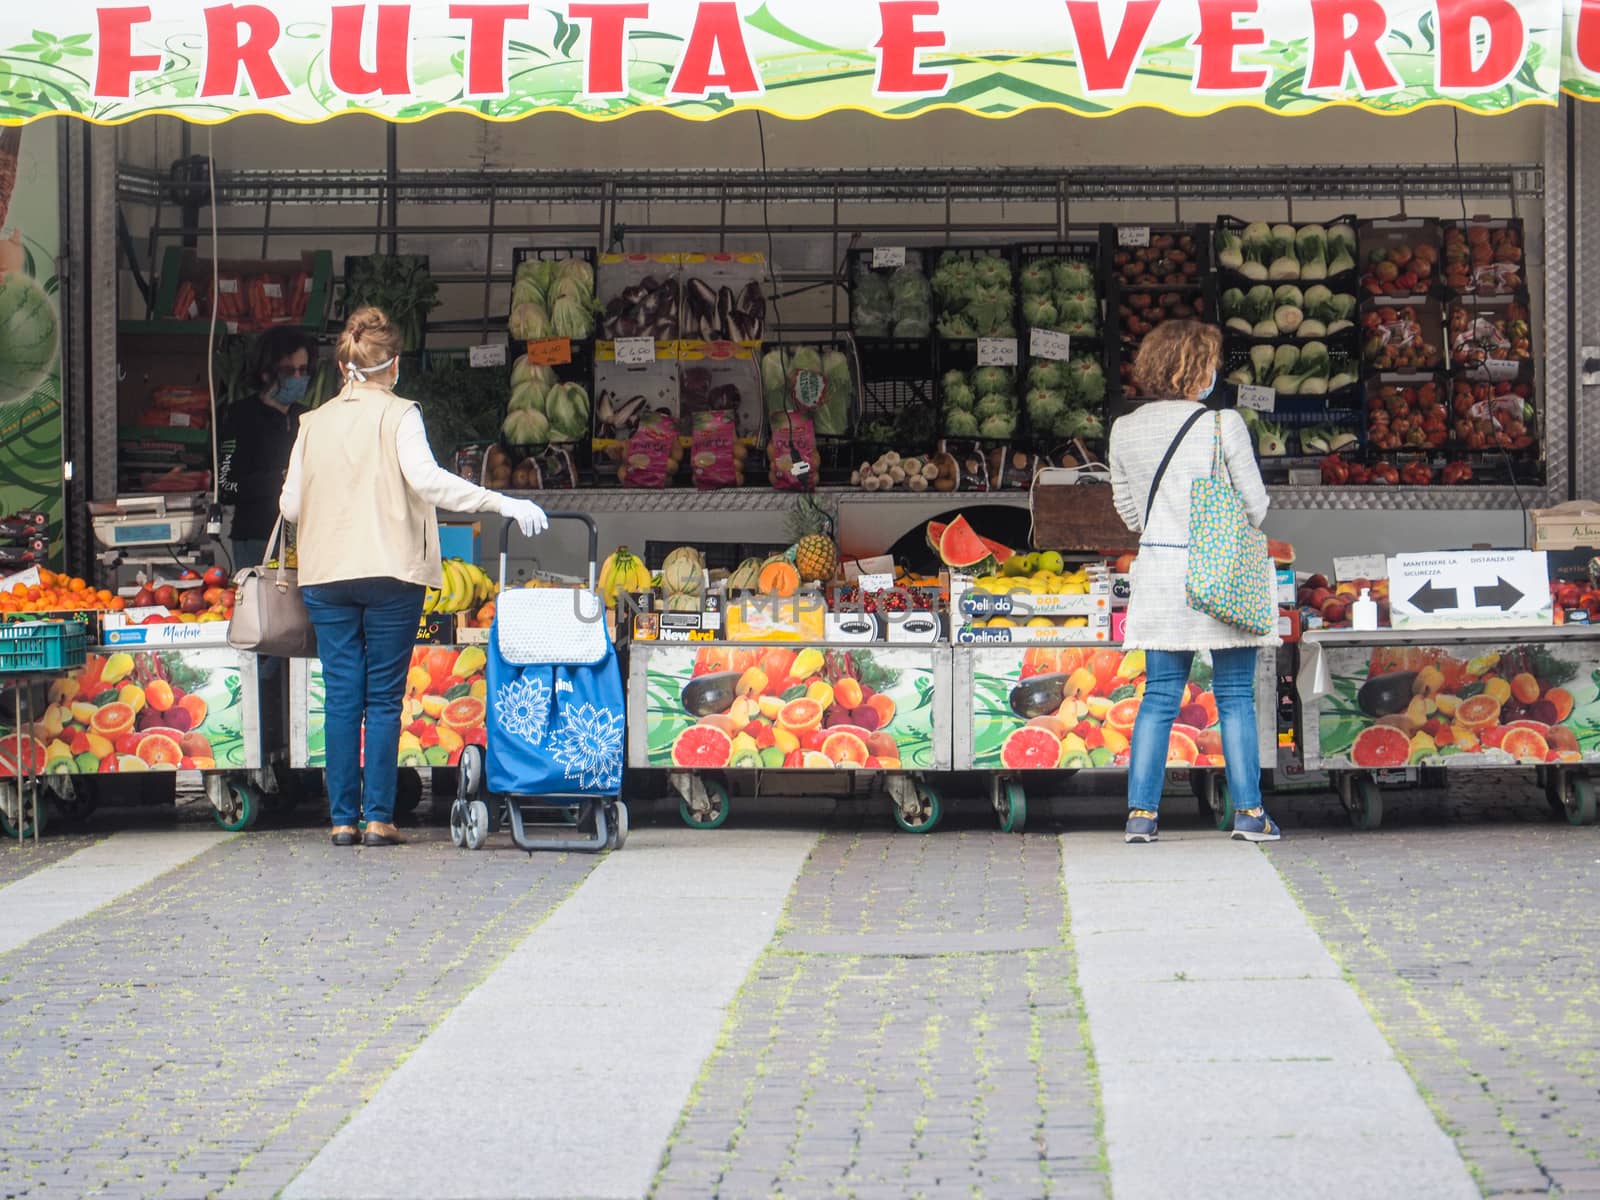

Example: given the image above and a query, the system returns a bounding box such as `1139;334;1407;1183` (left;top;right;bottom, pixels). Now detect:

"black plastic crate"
1014;235;1108;345
1104;224;1210;289
1107;285;1216;404
1214;215;1360;292
1222;341;1363;412
927;245;1019;342
1439;218;1528;299
846;246;935;343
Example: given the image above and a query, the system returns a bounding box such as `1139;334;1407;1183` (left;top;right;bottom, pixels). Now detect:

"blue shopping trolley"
451;513;628;853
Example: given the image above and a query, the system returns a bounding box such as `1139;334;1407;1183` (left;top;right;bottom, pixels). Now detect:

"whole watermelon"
0;271;58;406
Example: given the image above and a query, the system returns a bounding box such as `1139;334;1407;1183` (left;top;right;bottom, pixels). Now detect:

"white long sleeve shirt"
280;404;507;524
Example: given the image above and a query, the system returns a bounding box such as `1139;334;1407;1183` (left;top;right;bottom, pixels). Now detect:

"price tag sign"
1484;358;1521;381
977;337;1019;367
170;412;191;427
1334;554;1388;584
792;369;825;411
525;338;572;367
615;337;657;365
1118;226;1152;248
1237;384;1276;412
468;342;508;369
871;246;908;269
1030;328;1072;361
858;573;895;594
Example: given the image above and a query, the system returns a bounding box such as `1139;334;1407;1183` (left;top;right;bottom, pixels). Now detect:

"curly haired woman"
1108;320;1280;845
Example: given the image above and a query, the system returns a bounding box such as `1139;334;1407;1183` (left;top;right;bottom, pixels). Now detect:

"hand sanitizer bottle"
1352;587;1379;631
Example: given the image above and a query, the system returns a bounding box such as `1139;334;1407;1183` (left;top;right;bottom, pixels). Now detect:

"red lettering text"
1306;0;1399;92
569;2;650;96
1436;0;1526;91
1577;0;1600;74
200;5;289;99
1192;0;1268;92
1064;0;1161;94
448;4;527;96
328;5;412;96
94;6;163;97
668;2;761;97
874;1;950;95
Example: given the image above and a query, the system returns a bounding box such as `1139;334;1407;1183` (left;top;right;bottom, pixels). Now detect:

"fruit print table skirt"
628;643;950;772
952;645;1277;772
1299;629;1600;770
0;646;262;775
288;644;489;770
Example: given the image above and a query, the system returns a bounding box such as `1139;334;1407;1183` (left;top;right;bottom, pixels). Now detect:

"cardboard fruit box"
1530;501;1600;552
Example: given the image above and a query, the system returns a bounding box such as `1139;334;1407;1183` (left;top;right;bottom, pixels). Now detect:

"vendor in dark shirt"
219;329;317;568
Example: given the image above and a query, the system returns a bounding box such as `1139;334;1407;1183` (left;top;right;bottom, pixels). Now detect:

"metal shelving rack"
114;160;1562;511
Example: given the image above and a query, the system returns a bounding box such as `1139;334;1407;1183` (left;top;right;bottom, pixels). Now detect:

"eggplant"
1010;673;1068;719
1357;671;1418;718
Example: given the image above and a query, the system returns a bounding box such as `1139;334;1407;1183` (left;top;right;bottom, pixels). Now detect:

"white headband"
345;355;398;383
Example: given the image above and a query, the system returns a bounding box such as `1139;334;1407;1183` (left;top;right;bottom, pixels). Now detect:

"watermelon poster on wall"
0;124;63;561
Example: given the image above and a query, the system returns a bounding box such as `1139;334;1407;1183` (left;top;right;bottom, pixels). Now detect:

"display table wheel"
889;777;942;834
0;782;45;839
1336;773;1383;831
677;777;730;830
1192;772;1233;832
993;777;1027;834
1547;772;1596;827
213;781;260;832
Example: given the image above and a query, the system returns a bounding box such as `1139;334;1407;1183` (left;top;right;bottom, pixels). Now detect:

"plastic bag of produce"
768;413;820;492
691;410;742;490
619;409;681;489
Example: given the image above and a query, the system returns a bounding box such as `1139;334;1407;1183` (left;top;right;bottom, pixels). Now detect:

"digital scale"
89;495;211;583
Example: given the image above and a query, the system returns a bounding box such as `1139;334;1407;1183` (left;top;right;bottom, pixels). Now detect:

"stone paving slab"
0;827;593;1200
0;833;104;889
1268;823;1600;1198
284;829;816;1200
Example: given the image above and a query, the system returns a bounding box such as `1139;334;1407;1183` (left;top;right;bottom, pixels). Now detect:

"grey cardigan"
1108;401;1277;651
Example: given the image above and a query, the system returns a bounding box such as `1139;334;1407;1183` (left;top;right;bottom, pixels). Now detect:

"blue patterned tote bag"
486;587;625;798
1185;414;1275;636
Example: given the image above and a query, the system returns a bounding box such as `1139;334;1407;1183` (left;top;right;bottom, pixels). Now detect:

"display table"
1298;626;1600;827
626;641;953;832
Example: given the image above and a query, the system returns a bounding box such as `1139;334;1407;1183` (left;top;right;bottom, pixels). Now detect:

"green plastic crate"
0;621;88;675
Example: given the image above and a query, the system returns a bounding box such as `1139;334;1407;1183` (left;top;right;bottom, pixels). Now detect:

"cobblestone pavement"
0;820;593;1200
0;833;104;888
1266;776;1600;1199
651;831;1108;1200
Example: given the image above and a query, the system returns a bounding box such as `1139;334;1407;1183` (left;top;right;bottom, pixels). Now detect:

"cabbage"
1026;388;1066;428
546;382;591;441
550;257;594;298
1066;356;1106;406
1058;292;1099;324
966;285;1014;336
943;380;976;411
1022;296;1059;328
972;366;1013;397
931;256;977;302
516;258;557;295
1020;261;1054;296
1028;360;1068;392
550;295;594;340
978;413;1017;440
1053;260;1094;291
510;301;552;340
761;350;786;400
788;347;823;377
972;255;1012;290
945;409;980;437
510;357;556;394
510;378;549;414
975;394;1013;421
937;312;976;339
503;407;551;444
814;349;853;436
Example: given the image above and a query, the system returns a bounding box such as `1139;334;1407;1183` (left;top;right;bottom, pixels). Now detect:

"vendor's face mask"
276;374;310;405
1198;371;1217;401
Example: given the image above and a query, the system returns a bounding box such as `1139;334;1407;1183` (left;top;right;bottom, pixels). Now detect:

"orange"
819;730;870;766
1545;687;1575;723
777;698;823;734
38;569;55;587
1165;730;1199;765
178;694;208;728
1106;698;1142;736
834;678;864;710
1510;673;1541;705
867;693;896;728
1455;694;1501;731
1499;727;1549;761
441;696;486;734
88;702;136;737
135;732;184;768
145;679;175;712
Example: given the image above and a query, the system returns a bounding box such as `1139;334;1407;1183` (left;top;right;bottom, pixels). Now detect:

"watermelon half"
926;517;1014;569
0;272;59;406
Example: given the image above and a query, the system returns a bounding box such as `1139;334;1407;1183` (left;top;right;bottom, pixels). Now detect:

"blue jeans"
301;578;425;826
1126;648;1263;816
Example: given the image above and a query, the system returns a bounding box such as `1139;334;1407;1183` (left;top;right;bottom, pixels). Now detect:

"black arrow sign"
1409;580;1459;613
1473;577;1525;611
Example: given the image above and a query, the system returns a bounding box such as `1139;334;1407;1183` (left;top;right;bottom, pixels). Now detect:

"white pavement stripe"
0;830;233;957
284;828;818;1200
1062;832;1478;1200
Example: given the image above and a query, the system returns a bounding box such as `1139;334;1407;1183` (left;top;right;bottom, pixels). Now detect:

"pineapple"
788;497;840;584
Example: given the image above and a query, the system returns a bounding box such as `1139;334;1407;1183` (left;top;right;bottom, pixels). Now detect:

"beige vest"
292;381;441;590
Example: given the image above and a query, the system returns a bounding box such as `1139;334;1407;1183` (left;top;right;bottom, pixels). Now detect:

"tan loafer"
362;821;408;846
330;825;359;846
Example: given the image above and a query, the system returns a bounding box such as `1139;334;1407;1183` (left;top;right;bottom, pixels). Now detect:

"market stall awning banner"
4;0;1600;127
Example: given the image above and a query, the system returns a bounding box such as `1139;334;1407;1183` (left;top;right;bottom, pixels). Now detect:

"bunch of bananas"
598;545;653;607
426;558;497;615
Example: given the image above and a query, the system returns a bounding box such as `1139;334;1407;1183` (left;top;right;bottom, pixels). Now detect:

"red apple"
132;587;157;608
1321;599;1350;624
180;589;207;615
154;585;179;609
179;569;200;581
203;566;228;588
1305;574;1330;591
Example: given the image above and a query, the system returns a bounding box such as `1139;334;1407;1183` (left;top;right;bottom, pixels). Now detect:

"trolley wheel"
448;799;468;848
680;781;730;830
1559;776;1596;827
214;782;259;833
0;785;45;839
1350;776;1383;831
463;799;492;850
1194;773;1233;832
997;782;1027;834
457;745;484;800
395;768;423;818
606;801;630;850
894;782;942;835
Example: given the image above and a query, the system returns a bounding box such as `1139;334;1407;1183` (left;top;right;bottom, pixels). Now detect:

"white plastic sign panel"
1334;555;1388;583
1387;550;1552;629
1118;226;1152;248
468;342;507;368
1236;384;1275;412
871;246;908;269
614;337;657;365
977;338;1019;367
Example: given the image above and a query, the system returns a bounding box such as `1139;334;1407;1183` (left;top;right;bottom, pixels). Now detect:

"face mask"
346;355;398;386
276;375;310;405
1198;371;1217;401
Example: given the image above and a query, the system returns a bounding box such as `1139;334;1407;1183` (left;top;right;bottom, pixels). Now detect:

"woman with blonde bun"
280;307;548;847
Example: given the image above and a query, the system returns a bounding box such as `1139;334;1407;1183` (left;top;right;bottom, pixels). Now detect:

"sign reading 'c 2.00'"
1387;550;1553;630
0;0;1592;128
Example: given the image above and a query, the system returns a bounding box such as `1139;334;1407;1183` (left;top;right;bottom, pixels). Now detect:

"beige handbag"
227;518;318;658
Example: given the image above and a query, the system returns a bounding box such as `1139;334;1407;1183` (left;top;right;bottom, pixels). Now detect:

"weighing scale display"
112;522;178;544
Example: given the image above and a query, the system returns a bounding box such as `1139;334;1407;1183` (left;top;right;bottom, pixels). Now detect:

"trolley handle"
499;510;600;592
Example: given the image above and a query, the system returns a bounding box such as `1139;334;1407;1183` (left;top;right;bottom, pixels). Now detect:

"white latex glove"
500;496;549;537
